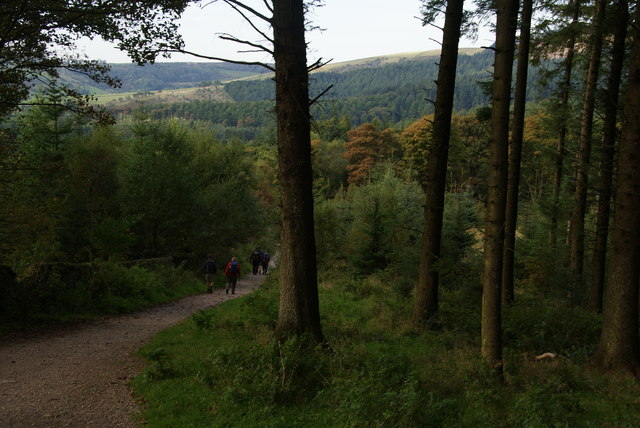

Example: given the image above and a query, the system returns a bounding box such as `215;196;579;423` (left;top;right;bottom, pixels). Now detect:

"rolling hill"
59;61;271;94
74;48;551;139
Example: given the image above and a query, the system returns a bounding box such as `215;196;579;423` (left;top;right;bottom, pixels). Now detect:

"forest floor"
0;272;267;427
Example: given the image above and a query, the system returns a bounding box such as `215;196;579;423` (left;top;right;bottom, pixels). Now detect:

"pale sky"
77;0;494;64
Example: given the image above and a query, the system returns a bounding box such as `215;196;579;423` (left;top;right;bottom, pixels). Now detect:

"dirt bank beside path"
0;273;266;427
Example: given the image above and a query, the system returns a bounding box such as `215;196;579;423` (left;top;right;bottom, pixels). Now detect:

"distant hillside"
96;84;234;112
223;48;492;106
90;48;553;140
317;48;483;73
60;62;270;94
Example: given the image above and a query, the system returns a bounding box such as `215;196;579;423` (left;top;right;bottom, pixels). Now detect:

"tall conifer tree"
502;0;533;305
414;0;465;323
592;0;640;374
588;0;628;313
481;0;518;372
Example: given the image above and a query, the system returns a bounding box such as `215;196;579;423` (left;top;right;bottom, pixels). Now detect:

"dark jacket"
203;259;217;274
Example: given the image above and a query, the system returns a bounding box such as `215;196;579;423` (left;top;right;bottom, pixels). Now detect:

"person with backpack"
261;250;270;275
202;254;217;294
249;247;263;275
224;257;241;294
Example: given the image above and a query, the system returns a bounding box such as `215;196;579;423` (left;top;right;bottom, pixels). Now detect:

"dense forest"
2;0;640;426
104;49;551;133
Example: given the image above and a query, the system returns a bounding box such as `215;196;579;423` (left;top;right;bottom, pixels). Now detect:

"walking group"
249;247;270;275
202;246;270;295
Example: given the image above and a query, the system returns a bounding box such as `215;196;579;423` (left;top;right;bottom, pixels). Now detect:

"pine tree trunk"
549;0;581;248
588;0;627;313
502;0;532;306
592;3;640;373
481;0;518;372
569;0;605;295
272;0;324;342
413;0;464;324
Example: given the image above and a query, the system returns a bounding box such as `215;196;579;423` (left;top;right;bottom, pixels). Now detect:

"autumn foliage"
343;123;401;185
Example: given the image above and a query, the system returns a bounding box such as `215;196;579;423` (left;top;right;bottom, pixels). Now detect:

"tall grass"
132;272;640;427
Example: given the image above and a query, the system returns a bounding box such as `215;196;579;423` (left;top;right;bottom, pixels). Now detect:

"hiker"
203;254;217;294
261;250;270;275
224;257;241;294
249;247;263;275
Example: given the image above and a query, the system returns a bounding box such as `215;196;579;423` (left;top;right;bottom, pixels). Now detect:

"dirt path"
0;273;266;427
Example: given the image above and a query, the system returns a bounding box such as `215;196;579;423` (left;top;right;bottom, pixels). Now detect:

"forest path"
0;272;267;427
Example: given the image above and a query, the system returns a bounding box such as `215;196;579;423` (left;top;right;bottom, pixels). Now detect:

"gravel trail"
0;273;266;427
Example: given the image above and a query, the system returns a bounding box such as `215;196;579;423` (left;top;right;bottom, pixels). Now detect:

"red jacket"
224;261;240;277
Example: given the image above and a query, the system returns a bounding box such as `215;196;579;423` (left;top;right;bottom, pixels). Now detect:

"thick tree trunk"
481;0;518;372
588;0;627;313
502;0;532;306
549;0;581;248
569;0;605;295
413;0;464;324
272;0;324;342
592;3;640;374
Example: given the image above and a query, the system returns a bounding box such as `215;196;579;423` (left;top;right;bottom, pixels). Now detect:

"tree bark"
272;0;324;343
502;0;532;306
592;2;640;374
549;0;581;248
413;0;464;324
481;0;518;372
569;0;606;295
588;0;627;313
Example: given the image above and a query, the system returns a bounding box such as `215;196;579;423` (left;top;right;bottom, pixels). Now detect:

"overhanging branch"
223;0;272;24
166;48;274;71
222;1;274;43
218;33;274;55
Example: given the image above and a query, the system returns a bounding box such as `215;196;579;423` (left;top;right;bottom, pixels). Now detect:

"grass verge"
132;272;640;427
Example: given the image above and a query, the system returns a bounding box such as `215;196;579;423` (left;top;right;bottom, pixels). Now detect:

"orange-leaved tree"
343;123;400;185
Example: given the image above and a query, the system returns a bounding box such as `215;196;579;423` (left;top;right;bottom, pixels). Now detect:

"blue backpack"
228;261;239;274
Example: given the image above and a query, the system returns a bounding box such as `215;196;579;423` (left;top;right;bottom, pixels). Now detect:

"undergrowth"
132;273;640;427
0;261;203;330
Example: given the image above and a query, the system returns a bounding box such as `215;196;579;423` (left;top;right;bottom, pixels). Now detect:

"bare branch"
223;1;273;43
218;34;273;55
307;57;332;72
166;48;274;71
309;84;333;106
223;0;272;24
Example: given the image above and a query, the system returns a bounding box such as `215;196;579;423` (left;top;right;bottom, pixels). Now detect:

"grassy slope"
131;271;640;427
93;84;234;106
230;48;484;83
